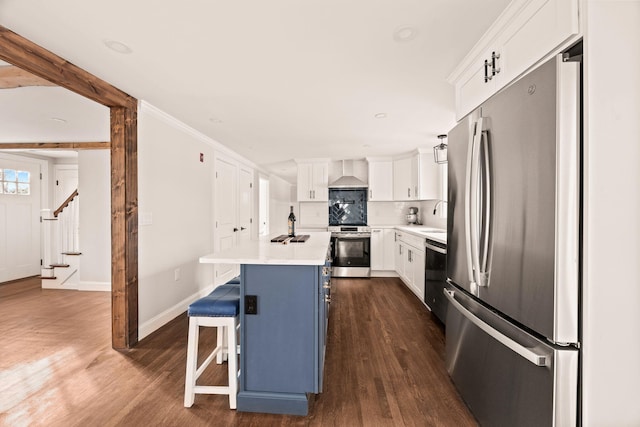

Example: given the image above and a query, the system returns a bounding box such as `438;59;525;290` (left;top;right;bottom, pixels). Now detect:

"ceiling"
0;0;511;182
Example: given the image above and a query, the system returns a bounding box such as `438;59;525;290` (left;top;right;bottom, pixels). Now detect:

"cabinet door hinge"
249;182;253;188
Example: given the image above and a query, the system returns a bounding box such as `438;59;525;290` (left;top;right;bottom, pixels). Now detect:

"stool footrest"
194;385;232;395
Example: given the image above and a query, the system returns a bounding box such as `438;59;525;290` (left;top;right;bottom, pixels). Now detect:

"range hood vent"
329;160;368;188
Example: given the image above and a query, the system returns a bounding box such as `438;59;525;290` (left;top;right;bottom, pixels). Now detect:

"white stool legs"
184;315;239;409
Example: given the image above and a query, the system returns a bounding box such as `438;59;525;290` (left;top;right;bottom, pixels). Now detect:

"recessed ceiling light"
209;117;223;124
374;113;387;119
363;144;371;148
393;26;417;42
103;39;133;54
50;117;67;124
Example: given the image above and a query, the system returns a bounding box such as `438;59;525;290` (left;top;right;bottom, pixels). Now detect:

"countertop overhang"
200;232;331;265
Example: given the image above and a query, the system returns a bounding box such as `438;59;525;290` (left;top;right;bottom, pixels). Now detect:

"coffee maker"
406;207;420;225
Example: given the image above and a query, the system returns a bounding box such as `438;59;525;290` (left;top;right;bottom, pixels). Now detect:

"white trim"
446;0;533;84
371;271;399;278
79;281;111;292
138;100;261;172
138;283;216;340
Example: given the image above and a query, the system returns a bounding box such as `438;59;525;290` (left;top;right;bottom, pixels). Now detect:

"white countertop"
199;232;331;266
394;226;447;245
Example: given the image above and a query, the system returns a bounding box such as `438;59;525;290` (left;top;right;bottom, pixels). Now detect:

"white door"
237;166;253;245
54;165;78;207
0;157;41;282
258;176;269;236
214;157;238;283
53;165;80;256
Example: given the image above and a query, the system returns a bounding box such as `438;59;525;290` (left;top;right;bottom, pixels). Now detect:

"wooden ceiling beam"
0;25;136;109
0;65;57;88
0;141;110;150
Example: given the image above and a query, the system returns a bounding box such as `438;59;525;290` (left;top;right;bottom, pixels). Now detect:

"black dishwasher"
424;238;447;324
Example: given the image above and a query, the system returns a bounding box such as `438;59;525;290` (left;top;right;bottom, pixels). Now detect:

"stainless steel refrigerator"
445;53;581;426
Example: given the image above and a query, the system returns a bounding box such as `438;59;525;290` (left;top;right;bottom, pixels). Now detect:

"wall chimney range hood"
329;160;368;188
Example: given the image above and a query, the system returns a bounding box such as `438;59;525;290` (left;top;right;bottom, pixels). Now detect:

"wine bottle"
287;206;296;237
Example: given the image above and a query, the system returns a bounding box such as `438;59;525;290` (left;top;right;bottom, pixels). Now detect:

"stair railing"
43;189;80;266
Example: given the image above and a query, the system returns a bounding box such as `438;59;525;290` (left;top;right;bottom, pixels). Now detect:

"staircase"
41;189;81;289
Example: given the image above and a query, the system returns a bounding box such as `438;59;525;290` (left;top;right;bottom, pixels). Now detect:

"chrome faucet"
433;200;447;215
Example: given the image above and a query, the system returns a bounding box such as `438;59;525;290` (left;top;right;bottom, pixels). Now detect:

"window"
1;168;30;195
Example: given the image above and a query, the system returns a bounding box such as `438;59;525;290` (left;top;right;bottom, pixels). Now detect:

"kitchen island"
199;232;331;416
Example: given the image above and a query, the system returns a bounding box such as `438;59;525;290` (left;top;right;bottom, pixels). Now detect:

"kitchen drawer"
399;232;425;250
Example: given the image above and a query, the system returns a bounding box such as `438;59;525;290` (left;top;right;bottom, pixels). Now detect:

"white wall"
78;150;111;290
269;174;294;236
582;1;640;425
137;102;216;338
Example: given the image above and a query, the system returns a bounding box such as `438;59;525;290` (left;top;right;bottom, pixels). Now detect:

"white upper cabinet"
393;156;415;201
366;158;393;201
296;160;329;201
448;0;580;120
393;150;440;201
417;150;440;200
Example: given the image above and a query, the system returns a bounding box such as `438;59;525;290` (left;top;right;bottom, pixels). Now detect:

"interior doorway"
0;153;44;282
1;26;138;349
259;175;270;236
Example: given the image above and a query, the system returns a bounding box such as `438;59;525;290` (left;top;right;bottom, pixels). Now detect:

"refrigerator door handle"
469;117;484;289
465;120;478;286
479;129;491;282
444;289;547;367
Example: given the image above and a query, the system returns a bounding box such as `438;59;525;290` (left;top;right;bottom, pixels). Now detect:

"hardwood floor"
0;276;477;426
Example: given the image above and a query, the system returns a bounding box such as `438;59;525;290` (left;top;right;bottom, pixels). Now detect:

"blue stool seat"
188;283;240;317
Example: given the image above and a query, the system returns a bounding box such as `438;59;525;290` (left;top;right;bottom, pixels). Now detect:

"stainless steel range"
327;185;371;277
328;225;371;277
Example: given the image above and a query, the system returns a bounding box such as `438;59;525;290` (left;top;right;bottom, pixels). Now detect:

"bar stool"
184;281;240;409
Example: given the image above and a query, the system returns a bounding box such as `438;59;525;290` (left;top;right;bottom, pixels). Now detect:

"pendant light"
433;134;448;164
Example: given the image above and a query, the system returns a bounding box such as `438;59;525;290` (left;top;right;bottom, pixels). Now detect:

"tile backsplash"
367;200;446;228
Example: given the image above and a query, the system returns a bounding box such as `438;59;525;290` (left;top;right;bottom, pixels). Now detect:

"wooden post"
111;107;139;348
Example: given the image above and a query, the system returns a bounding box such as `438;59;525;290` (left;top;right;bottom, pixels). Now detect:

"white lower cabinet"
371;228;396;271
394;231;426;301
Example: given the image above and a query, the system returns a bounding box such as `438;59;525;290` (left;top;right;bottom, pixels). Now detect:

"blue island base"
237;391;311;416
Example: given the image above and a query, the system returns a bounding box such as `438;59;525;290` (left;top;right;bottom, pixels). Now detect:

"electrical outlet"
245;295;257;315
174;268;181;281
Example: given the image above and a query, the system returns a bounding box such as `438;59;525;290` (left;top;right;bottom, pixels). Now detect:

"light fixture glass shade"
433;134;448;164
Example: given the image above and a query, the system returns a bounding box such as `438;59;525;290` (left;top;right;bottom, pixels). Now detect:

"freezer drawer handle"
443;289;547;367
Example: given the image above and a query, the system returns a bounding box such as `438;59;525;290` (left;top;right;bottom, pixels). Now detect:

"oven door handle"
333;234;371;239
425;242;447;254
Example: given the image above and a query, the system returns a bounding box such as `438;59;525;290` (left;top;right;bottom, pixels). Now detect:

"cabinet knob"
241;226;246;231
233;227;239;232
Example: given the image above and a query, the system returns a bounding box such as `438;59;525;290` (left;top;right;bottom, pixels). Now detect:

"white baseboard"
79;281;111;292
370;270;399;278
138;284;216;340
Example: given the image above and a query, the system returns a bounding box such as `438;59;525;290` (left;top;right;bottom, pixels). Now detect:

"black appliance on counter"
328;188;370;277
